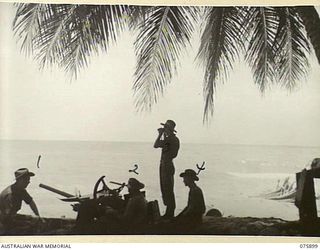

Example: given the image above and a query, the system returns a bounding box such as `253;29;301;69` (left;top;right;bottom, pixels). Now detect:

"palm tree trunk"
296;6;320;64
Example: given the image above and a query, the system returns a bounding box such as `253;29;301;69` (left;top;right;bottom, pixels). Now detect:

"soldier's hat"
160;120;177;133
15;168;35;180
128;178;145;190
179;169;199;181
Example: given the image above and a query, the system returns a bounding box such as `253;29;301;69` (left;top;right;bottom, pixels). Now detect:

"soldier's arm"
154;129;165;148
29;200;40;217
22;190;40;217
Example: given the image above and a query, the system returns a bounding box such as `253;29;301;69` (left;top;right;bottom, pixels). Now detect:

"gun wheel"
93;175;110;199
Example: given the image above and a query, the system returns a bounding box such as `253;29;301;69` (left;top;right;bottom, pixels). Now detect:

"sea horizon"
1;138;319;149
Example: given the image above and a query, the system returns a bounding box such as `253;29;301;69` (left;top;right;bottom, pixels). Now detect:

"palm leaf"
34;5;77;68
13;4;131;78
126;5;151;30
273;7;310;90
13;3;45;55
12;4;320;122
133;6;198;112
197;7;245;122
296;6;320;64
244;7;279;93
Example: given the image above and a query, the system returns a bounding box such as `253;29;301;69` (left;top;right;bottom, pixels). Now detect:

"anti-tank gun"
40;175;160;234
39;176;128;222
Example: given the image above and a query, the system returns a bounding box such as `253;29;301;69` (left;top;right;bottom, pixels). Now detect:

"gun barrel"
110;181;127;186
39;183;74;198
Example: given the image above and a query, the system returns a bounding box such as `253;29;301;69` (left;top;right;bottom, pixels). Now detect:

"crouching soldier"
0;168;42;234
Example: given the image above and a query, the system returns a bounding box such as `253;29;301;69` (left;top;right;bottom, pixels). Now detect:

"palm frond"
13;4;130;78
244;7;279;93
133;6;198;112
34;5;77;68
13;3;45;55
12;3;320;122
273;7;310;90
296;6;320;64
197;7;245;122
126;5;151;30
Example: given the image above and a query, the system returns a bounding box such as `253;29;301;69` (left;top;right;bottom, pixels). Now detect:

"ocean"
0;140;319;221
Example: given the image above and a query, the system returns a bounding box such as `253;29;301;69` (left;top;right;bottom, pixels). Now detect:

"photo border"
0;0;320;244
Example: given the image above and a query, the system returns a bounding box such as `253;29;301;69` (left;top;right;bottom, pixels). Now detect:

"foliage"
13;4;320;121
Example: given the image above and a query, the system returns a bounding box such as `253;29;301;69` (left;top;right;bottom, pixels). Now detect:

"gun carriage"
39;175;147;233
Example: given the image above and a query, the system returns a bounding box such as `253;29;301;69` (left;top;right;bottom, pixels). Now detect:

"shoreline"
2;214;320;236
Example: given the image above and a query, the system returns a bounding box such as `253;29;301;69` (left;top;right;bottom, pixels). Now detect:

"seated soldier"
100;178;148;234
174;169;206;231
0;168;42;233
121;178;148;233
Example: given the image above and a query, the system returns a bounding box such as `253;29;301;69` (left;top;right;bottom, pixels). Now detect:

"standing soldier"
154;120;180;219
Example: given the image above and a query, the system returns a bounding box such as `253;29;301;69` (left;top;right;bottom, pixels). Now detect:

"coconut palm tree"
12;4;320;121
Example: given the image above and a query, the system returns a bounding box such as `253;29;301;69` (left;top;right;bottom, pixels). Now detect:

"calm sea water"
0;140;319;220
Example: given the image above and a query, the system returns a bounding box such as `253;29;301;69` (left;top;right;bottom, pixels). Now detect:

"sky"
0;3;320;146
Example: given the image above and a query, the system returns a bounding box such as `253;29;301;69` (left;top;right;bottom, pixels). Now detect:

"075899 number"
300;244;318;248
